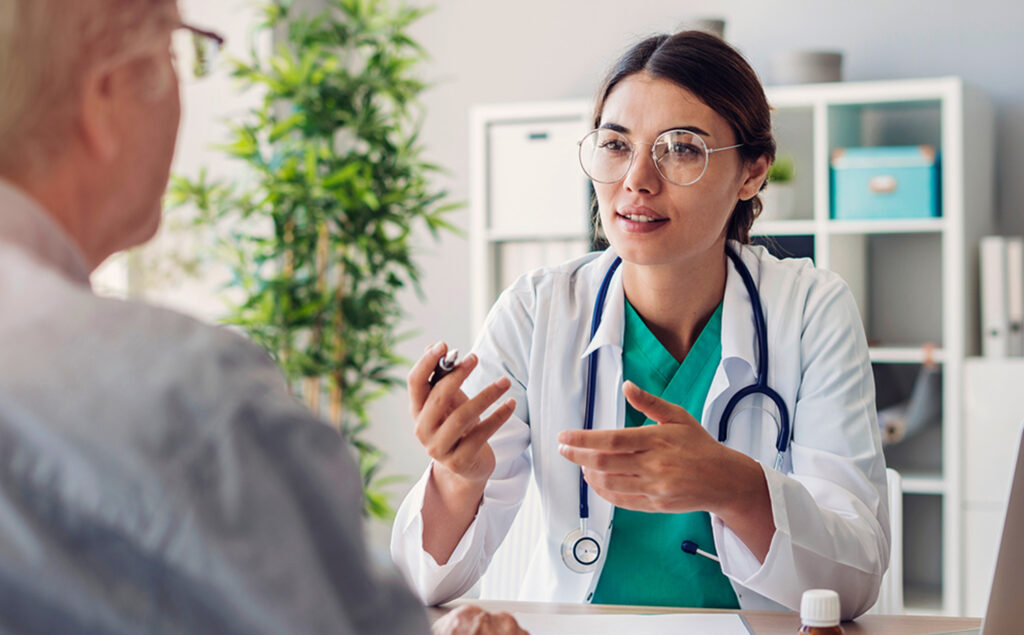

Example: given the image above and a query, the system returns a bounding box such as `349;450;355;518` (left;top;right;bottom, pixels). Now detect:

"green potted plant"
166;0;459;519
760;153;796;221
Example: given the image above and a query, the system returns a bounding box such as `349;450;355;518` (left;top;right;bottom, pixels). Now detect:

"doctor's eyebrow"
598;122;712;138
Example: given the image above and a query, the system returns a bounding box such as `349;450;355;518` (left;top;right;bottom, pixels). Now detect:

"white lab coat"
392;242;890;619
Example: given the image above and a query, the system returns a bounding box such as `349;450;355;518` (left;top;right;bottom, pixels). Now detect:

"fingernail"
496;376;510;388
558;443;568;454
430;341;445;354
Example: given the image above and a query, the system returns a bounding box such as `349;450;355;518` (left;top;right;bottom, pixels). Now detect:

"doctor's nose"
622;147;663;195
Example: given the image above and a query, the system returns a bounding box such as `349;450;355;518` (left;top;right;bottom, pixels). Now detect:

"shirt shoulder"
498;249;613;312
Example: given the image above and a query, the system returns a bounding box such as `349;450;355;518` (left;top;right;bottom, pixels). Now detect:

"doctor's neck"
621;248;728;362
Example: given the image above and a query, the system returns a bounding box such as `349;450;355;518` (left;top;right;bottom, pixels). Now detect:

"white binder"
1008;238;1024;357
981;236;1009;358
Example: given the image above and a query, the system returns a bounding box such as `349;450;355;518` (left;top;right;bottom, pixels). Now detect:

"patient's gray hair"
0;0;178;174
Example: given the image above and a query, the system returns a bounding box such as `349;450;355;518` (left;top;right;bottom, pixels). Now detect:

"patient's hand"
432;605;529;635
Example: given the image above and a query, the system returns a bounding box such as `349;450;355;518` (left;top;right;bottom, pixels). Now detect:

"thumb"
622;380;698;426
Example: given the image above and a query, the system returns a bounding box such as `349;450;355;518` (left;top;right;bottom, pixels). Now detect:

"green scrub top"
590;300;740;608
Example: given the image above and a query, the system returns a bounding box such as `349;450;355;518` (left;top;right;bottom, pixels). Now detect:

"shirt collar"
0;179;92;286
579;241;759;373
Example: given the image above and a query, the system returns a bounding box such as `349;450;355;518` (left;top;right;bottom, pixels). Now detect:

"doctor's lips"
616;205;668;232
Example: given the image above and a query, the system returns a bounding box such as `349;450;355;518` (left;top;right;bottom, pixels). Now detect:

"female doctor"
392;31;889;619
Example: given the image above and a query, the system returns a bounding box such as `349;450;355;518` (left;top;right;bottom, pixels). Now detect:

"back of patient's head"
0;0;178;178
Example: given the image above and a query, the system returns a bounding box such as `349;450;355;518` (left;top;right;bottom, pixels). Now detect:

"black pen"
428;349;459;387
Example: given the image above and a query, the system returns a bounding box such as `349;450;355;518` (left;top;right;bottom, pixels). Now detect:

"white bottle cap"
800;589;840;627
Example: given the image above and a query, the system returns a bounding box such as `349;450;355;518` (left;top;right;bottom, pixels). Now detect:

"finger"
408;341;449;415
588;480;652;511
417;353;479;425
622;380;699;426
449;398;516;460
491;611;525;635
583;467;646;495
556;426;654;452
557;444;643;476
430;378;512;454
431;605;484;635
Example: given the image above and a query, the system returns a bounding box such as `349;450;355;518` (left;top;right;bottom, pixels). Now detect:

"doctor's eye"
664;142;703;162
598;138;632;154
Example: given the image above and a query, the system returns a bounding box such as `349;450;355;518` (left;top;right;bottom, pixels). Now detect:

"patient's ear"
738;155;770;201
78;67;120;162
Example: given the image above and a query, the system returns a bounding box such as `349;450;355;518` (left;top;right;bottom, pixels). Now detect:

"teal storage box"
830;145;940;220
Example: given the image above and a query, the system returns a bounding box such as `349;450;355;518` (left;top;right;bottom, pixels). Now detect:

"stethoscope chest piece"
561;526;602;573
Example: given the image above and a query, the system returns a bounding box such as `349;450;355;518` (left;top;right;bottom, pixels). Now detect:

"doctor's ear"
738;154;771;201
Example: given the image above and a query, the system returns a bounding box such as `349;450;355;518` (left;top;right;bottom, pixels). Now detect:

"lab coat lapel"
576;251;624;592
704;242;760;441
580;255;625;359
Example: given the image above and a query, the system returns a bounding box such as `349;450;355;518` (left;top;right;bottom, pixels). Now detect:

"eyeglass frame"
577;127;744;187
174;22;226;79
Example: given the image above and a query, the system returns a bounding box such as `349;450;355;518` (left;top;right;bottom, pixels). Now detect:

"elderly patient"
0;1;523;633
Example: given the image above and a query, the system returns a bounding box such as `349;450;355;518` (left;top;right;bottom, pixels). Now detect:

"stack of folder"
981;236;1024;357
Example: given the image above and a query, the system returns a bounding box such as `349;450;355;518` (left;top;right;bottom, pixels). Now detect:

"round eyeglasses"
577;128;743;187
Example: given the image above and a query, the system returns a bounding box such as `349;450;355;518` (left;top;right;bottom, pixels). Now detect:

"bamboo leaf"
167;0;459;519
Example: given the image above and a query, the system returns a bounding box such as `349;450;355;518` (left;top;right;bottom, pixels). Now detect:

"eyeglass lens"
578;129;709;186
172;25;223;80
190;31;221;78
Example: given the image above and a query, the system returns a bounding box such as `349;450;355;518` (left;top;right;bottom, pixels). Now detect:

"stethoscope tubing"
580;256;622;521
579;245;792;519
718;247;791;456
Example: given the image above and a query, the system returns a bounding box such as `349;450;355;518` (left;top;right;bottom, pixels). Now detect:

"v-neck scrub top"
590;300;740;608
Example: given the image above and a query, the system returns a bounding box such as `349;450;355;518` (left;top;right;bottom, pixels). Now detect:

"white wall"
362;0;1024;546
119;0;269;319
142;1;1024;550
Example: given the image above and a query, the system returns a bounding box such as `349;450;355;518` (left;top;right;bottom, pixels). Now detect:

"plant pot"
759;183;796;221
771;50;843;85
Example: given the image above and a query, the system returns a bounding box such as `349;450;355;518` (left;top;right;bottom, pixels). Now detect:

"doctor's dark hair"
591;31;776;244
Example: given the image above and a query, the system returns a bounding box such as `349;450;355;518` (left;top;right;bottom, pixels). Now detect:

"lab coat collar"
580;249;625;359
579;242;759;372
719;240;759;374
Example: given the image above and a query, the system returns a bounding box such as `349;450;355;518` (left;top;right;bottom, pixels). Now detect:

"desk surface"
431;600;982;635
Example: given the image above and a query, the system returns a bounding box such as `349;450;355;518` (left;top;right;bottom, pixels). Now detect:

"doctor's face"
593;72;761;269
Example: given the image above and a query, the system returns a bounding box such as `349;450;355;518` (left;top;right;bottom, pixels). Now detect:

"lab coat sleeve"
391;284;535;606
712;274;890;620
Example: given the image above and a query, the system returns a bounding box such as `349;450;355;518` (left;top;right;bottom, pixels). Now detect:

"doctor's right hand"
408;342;516;485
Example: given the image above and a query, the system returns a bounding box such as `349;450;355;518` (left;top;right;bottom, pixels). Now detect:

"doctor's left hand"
556;381;769;520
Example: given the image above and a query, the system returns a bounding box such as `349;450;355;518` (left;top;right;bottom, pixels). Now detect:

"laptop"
941;423;1024;634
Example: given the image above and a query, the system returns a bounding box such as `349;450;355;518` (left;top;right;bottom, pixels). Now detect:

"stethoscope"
561;244;792;574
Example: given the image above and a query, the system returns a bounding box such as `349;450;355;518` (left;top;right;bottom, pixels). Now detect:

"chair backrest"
870;467;904;615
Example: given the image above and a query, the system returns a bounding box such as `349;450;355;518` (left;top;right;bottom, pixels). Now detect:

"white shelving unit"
469;77;994;615
761;77;994;616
